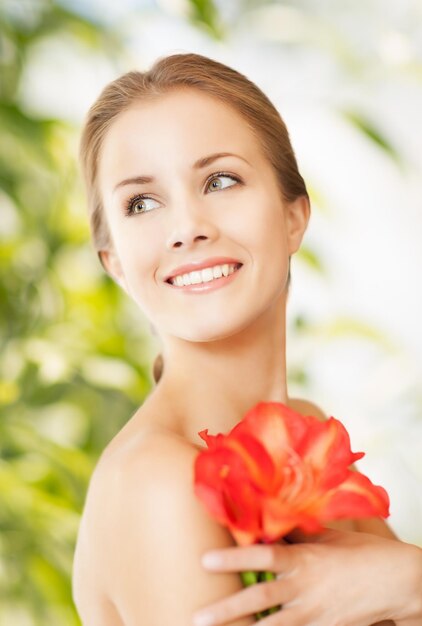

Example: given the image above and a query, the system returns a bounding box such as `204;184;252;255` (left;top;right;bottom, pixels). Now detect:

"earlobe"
287;195;311;255
98;249;129;293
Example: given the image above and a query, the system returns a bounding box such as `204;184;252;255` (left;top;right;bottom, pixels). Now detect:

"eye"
124;172;241;217
206;172;241;193
124;194;159;216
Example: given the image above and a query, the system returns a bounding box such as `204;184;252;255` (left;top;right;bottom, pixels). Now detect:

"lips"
164;257;243;282
167;262;243;292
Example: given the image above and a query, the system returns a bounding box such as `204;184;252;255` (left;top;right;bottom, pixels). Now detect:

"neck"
151;294;288;448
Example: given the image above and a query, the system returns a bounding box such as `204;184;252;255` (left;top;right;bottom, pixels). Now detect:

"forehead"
97;89;265;183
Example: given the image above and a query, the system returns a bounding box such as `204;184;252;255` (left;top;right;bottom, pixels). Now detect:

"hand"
193;528;422;626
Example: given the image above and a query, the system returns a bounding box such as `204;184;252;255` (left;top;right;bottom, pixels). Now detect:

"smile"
167;263;242;286
165;263;243;293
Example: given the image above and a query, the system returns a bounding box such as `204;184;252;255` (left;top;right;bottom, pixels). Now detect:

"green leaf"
187;0;226;39
296;246;325;273
341;109;401;164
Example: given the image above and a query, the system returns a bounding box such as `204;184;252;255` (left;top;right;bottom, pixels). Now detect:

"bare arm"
197;528;422;626
75;432;254;626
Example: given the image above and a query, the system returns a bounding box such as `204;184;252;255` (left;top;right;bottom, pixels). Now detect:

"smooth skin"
194;526;422;626
72;88;422;625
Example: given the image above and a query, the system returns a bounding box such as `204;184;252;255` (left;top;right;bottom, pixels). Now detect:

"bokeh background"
1;0;421;623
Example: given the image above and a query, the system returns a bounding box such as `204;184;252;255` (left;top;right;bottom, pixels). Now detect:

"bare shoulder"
71;419;154;625
287;396;328;421
73;425;254;626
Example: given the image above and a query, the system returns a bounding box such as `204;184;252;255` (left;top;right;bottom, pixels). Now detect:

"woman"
72;52;422;625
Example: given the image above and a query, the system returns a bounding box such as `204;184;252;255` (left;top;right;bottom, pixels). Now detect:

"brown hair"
79;52;309;385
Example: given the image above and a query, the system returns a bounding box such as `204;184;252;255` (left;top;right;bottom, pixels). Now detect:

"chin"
167;310;262;343
174;326;241;343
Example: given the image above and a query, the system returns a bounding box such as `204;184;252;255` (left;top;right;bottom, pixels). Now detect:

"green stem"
240;570;258;586
258;571;282;615
240;570;282;620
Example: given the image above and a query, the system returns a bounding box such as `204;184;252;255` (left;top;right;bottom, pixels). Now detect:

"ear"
285;195;310;255
98;248;129;293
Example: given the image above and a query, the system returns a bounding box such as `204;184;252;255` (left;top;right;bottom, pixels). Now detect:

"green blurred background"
1;0;421;624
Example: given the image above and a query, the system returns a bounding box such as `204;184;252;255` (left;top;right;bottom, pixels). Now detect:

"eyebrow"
112;152;250;193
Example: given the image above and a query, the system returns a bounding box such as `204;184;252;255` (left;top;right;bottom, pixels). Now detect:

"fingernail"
201;552;222;569
193;611;215;626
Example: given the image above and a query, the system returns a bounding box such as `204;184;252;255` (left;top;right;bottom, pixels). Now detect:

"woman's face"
97;88;308;342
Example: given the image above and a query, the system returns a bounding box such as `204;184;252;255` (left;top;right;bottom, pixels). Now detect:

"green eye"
125;194;159;216
124;172;242;217
206;173;240;192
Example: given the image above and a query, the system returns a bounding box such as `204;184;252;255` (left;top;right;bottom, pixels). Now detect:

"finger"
201;543;292;574
193;578;295;626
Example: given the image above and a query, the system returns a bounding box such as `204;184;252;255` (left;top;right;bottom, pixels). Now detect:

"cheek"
231;197;286;259
115;224;162;282
121;222;162;264
238;200;288;295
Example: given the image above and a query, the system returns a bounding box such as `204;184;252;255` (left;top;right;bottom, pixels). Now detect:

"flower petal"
222;480;262;529
224;432;276;492
194;446;262;536
316;470;390;520
233;402;310;463
261;497;325;541
298;417;365;489
198;429;225;449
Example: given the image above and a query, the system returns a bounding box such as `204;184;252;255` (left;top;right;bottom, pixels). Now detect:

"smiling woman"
72;52;422;626
89;91;305;363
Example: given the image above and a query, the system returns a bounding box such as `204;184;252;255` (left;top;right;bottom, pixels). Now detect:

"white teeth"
170;263;240;286
201;268;214;282
190;271;202;285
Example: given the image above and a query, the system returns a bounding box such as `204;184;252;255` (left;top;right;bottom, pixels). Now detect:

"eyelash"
123;171;242;217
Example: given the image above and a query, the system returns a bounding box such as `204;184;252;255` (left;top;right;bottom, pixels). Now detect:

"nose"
165;198;219;250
